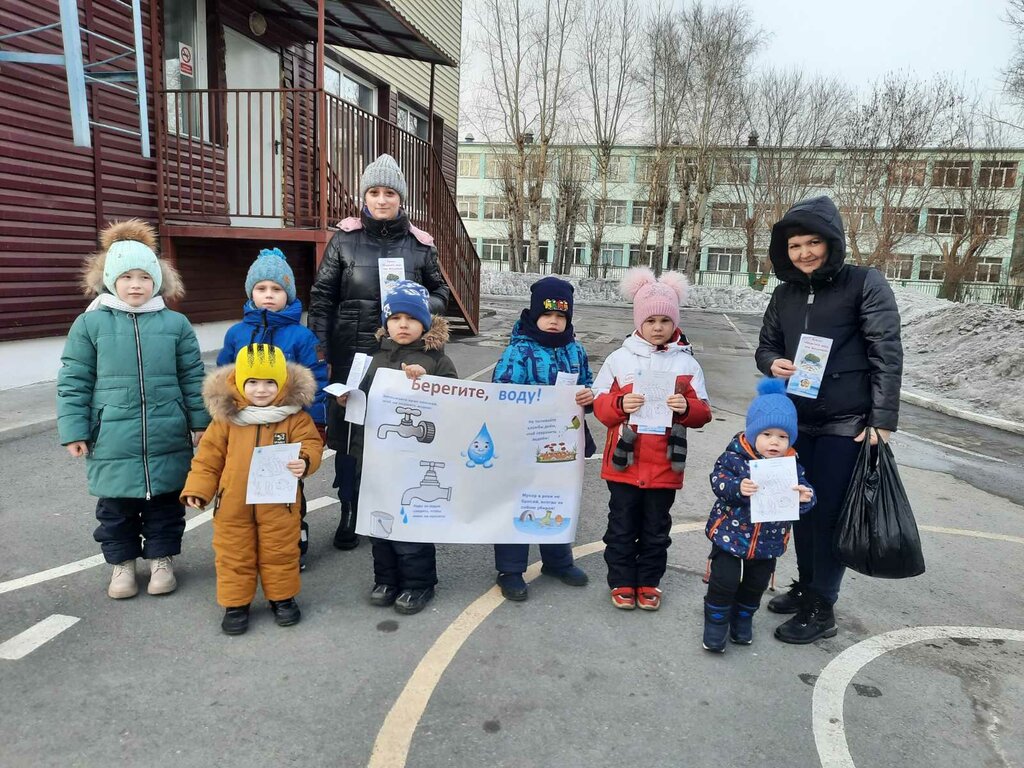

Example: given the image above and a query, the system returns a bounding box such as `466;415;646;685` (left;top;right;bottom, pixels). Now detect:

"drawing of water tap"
401;461;451;505
377;406;436;443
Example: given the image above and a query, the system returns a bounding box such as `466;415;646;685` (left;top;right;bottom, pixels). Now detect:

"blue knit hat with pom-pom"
245;247;296;304
746;377;798;447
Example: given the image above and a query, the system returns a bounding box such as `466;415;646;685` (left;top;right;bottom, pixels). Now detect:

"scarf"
230;404;302;427
86;293;166;314
518;308;575;348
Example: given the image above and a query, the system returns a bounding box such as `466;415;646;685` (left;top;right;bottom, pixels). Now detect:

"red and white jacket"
593;330;713;489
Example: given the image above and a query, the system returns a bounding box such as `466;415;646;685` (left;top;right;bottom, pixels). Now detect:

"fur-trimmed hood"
203;361;317;422
81;219;185;300
373;314;449;351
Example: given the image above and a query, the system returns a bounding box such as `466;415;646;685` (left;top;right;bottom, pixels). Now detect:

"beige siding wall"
336;0;462;124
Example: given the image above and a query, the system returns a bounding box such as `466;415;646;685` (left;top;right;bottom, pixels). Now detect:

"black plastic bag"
834;429;926;579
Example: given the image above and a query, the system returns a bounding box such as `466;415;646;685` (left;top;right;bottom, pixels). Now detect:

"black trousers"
371;538;437;590
704;545;775;608
603;481;676;588
93;491;185;564
298;482;308;555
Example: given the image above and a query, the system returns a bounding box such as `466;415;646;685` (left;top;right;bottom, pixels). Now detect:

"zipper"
803;285;815;330
131;313;153;500
747;523;762;559
252;423;262;518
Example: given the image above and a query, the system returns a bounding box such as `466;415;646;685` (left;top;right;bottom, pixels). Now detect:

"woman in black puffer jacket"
755;195;903;645
309;154;450;549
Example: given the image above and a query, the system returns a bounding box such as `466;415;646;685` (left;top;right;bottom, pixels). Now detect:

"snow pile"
481;269;1024;424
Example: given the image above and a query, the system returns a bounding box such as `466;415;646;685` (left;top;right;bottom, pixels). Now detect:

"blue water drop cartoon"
462;423;497;468
401;507;408;524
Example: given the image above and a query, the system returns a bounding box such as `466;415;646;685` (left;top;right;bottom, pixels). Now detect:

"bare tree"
579;0;642;276
550;147;589;273
1004;0;1024;112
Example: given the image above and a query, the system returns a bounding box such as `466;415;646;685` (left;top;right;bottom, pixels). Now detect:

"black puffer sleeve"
755;289;786;376
859;269;903;430
309;233;345;352
419;246;451;315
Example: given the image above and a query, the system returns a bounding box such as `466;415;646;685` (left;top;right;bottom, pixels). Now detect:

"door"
224;28;282;227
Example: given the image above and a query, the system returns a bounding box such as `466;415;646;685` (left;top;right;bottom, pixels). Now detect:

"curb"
899;389;1024;437
0;417;59;445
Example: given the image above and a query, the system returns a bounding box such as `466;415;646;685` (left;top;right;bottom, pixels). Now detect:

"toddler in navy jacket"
702;378;815;652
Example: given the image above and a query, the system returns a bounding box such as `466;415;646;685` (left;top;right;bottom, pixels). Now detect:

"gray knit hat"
360;153;408;204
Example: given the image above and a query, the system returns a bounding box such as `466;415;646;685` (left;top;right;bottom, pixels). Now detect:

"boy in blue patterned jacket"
491;277;594;601
702;378;816;652
218;247;328;567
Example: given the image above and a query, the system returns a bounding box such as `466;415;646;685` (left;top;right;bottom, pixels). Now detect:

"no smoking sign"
178;42;193;77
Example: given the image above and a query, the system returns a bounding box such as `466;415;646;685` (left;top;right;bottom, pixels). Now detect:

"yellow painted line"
367;521;705;768
367;520;1024;768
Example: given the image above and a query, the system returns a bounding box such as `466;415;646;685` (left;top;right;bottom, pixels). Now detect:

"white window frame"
884;254;914;281
163;0;209;139
481;238;510;261
397;100;429;140
324;62;377;113
710;203;746;230
974;257;1003;283
707;247;744;272
456;195;478;219
458;153;480;178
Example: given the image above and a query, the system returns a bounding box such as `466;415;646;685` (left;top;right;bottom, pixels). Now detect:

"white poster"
749;456;800;523
787;334;834;399
378;258;406;310
356;369;586;544
629;369;675;434
246;443;300;504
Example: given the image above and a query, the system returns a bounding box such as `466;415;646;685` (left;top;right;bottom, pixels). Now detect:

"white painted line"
918;525;1024;546
0;495;338;596
896;430;1008;463
722;313;755;352
0;614;80;660
813;626;1024;768
466;363;497;382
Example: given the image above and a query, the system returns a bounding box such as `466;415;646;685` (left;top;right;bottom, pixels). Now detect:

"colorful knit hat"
245;247;296;304
619;267;688;331
235;344;288;395
745;377;798;447
381;279;432;329
528;276;574;323
360;153;408;204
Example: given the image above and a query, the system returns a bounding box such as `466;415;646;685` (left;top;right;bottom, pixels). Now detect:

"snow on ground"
480;271;1024;424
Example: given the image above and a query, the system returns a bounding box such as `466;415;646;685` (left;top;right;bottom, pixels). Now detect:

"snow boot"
729;602;759;644
702;602;730;653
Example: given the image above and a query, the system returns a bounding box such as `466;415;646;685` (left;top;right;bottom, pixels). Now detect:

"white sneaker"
147;556;177;595
108;560;138;599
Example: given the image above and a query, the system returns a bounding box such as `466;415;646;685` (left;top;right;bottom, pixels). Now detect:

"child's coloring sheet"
749;456;800;523
246;443;301;504
555;371;579;387
629;369;675;434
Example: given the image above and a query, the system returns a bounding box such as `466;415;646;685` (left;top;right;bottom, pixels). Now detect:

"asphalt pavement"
0;298;1021;768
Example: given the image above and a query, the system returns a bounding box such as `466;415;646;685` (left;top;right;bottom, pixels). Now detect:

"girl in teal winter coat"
57;220;209;600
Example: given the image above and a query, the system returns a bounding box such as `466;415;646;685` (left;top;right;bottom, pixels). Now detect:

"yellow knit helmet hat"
235;344;288;395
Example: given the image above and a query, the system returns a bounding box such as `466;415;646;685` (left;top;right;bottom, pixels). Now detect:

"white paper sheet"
324;382;367;425
246;442;301;504
787;334;834;399
555;371;579;387
749;455;800;523
629;369;675;434
378;258;406;310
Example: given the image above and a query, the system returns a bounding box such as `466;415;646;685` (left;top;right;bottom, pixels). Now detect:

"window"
397;102;429;140
520;242;551;263
458;153;480;177
891;160;927;186
979;161;1018;189
926;208;967;235
795;161;837;186
710;203;747;229
561;155;591;182
840;206;876;234
974;257;1003;283
480;238;509;261
324;65;375;112
456;195;478;219
978;209;1012;237
675;157;698;184
635;156;656;183
845;161;879;186
884;254;914;281
883;207;919;234
629;243;661;265
539;199;553;221
632;201;649;226
604;156;630;182
931;161;972;188
599;243;627;266
483;196;507;220
918;256;945;281
572;242;587;264
597;200;628;225
707;247;744;273
714;156;751;184
163;0;207;137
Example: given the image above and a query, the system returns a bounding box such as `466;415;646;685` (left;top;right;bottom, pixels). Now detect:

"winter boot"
729;602;759;644
332;503;360;550
107;559;138;599
270;598;302;627
774;591;837;644
221;605;250;635
611;426;637;471
394;587;435;615
702;602;730;653
147;556;177;595
767;580;807;614
497;572;528;601
540;564;589;587
370;584;400;607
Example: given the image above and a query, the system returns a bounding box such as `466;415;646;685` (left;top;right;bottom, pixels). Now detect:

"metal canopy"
262;0;457;67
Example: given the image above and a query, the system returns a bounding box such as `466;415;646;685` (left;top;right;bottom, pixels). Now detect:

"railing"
155;88;480;330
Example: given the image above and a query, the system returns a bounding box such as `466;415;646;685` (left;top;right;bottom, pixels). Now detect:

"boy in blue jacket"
702;378;815;652
219;248;328;567
491;277;594;601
